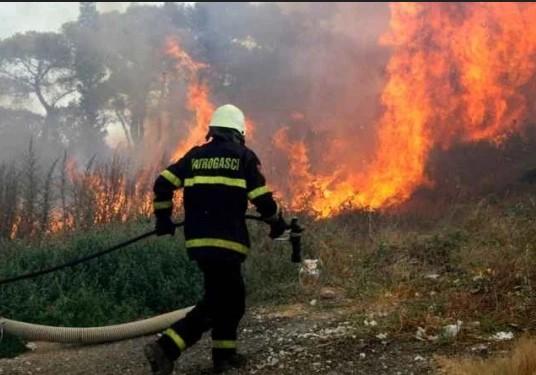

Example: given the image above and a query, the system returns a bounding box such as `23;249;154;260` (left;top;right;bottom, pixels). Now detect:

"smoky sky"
0;2;160;38
0;2;392;165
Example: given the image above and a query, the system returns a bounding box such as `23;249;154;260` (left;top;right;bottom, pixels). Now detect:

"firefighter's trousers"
157;259;246;362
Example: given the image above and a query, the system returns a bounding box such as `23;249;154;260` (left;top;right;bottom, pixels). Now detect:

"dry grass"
439;337;536;375
293;194;536;346
0;145;162;240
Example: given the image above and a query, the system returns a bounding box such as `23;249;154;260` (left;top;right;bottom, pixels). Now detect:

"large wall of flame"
270;3;536;216
44;3;536;219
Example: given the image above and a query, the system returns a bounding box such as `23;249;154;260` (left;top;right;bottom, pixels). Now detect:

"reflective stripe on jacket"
153;135;277;261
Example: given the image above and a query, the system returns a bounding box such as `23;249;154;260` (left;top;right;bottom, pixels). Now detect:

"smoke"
206;3;392;172
130;2;393;174
283;3;391;167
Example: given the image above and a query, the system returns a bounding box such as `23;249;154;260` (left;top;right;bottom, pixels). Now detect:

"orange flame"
9;215;21;239
274;3;536;217
273;127;318;211
63;158;153;226
164;38;258;163
170;83;214;161
164;37;208;77
163;37;215;162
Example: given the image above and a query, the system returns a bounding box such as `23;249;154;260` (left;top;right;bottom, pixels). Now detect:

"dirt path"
0;300;476;375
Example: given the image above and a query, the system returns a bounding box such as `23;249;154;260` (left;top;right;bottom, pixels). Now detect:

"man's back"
182;138;255;258
153;131;277;262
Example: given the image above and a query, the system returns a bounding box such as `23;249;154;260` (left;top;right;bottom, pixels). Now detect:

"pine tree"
72;2;108;158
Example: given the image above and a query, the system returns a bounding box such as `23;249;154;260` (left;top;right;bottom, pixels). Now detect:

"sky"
0;2;159;39
0;2;163;146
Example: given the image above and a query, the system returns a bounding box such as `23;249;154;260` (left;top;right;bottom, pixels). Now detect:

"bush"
0;222;202;357
1;223;204;327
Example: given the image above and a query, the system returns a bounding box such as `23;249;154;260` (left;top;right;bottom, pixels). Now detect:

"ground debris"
0;303;467;375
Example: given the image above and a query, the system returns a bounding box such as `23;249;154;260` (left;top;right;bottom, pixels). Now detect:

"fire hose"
0;215;303;344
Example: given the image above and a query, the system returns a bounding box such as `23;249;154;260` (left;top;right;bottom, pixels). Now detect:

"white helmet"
209;104;246;136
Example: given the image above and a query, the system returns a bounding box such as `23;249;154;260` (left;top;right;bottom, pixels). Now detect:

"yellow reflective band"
186;238;249;255
213;340;237;349
248;185;270;200
153;201;173;210
160;170;182;187
164;329;186;352
184;176;246;189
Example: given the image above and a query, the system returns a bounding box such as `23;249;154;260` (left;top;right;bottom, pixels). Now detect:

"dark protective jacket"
153;132;278;262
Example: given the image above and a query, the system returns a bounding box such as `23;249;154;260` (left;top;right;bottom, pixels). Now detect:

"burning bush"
0;143;159;240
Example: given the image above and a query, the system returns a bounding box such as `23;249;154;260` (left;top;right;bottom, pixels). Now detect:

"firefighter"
144;104;287;374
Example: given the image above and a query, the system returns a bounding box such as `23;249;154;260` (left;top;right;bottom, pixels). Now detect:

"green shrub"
0;222;203;357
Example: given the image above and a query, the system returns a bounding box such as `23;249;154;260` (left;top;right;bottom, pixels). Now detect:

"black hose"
0;215;264;286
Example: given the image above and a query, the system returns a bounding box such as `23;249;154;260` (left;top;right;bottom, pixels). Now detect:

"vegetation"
2;185;536;363
0;143;157;240
1;145;535;370
311;196;536;334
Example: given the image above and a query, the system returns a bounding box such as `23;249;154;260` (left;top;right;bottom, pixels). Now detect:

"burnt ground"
0;299;504;375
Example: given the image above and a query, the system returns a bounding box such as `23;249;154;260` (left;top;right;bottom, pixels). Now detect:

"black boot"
144;342;175;375
213;353;247;373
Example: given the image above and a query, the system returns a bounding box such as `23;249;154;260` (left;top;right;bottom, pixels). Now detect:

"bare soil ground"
0;299;508;375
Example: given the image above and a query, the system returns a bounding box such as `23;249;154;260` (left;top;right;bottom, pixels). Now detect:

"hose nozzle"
289;217;304;263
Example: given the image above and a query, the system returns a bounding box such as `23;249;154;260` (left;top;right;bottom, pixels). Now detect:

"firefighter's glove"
155;216;176;236
268;213;288;239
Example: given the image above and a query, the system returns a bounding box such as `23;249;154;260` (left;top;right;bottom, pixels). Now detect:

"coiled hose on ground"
0;306;193;344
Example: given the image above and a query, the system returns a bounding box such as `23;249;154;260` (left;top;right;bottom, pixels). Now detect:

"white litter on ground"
489;331;514;341
376;333;388;340
442;320;463;338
